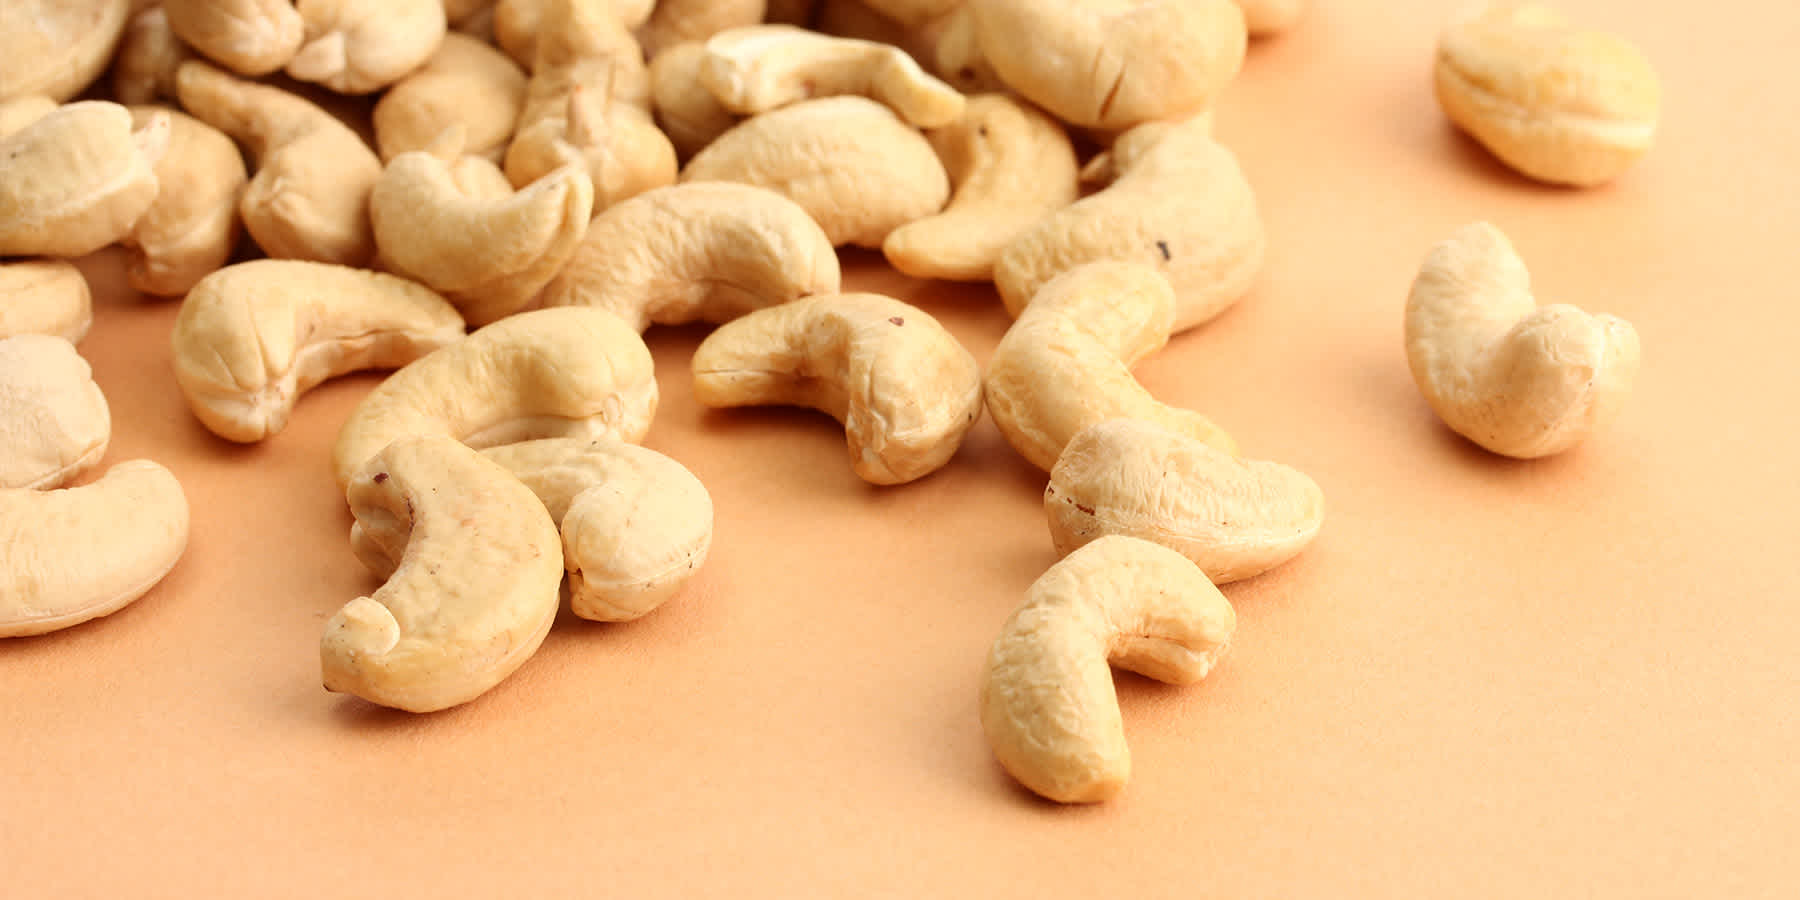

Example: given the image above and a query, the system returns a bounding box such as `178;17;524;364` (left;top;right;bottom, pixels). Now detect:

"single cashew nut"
650;42;743;160
0;96;59;138
1434;1;1660;187
882;93;1079;283
692;293;982;485
699;25;966;128
331;306;658;490
171;260;466;443
175;61;383;266
980;534;1236;803
373;32;529;162
1047;418;1324;584
0;335;111;491
639;0;767;59
493;0;655;67
928;5;1006;94
284;0;447;95
0;261;93;344
1;0;134;103
0;101;168;259
480;438;713;622
163;0;306;76
985;261;1237;473
322;435;562;713
995;114;1264;335
1406;222;1641;458
112;7;196;106
1235;0;1306;37
122;107;248;298
540;182;840;332
682;96;950;248
967;0;1246;130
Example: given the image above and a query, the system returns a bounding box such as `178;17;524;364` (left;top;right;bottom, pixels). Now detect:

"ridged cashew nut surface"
164;0;306;76
996;114;1265;334
283;0;448;95
980;534;1237;803
681;95;951;249
692;293;982;485
0;0;134;103
0;335;111;491
170;260;467;444
0;261;93;344
321;435;563;713
698;25;966;128
121;107;247;297
1405;222;1641;459
1047;418;1324;584
649;42;743;161
331;306;658;490
113;7;195;106
539;182;841;332
984;261;1237;474
0;101;169;259
0;460;190;639
372;32;529;162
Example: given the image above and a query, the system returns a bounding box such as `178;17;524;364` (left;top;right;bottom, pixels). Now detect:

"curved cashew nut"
493;0;655;67
699;25;966;128
967;0;1246;130
163;0;306;76
0;261;92;344
682;96;950;248
371;133;594;327
883;93;1078;283
692;293;982;485
373;33;529;162
331;306;658;490
0;101;169;259
0;460;190;639
170;259;466;443
175;61;383;266
540;182;840;332
0;335;110;491
1235;0;1307;37
638;0;767;59
113;7;196;106
479;438;713;622
1406;222;1641;458
985;261;1237;473
995;115;1264;335
649;42;743;160
122;107;247;297
1047;418;1324;584
980;534;1236;803
1;0;133;103
322;435;563;713
284;0;447;95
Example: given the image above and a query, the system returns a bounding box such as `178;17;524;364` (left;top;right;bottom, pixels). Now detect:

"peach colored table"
5;2;1795;896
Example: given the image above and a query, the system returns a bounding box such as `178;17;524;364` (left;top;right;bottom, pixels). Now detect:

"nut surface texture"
284;0;448;95
0;261;93;344
650;41;743;160
1;0;134;103
0;101;168;259
164;0;306;76
0;335;111;491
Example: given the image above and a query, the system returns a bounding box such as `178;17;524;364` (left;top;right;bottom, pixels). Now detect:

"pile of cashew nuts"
3;0;1651;804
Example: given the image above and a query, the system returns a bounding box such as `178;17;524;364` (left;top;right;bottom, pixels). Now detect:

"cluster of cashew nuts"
3;0;1646;805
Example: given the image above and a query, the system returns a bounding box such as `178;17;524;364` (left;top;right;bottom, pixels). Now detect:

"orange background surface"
5;1;1796;896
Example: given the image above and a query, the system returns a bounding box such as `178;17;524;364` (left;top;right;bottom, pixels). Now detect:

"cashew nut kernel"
0;335;111;491
699;25;966;128
0;261;93;344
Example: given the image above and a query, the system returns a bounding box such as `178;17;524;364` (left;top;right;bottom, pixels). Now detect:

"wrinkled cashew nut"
121;106;248;297
980;534;1236;803
0;335;111;491
1;0;134;103
373;32;529;162
284;0;447;95
0;261;93;344
163;0;306;76
699;25;966;128
0;101;168;259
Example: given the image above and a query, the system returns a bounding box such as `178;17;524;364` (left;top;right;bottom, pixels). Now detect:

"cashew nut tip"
980;535;1236;803
163;0;307;77
493;0;655;68
1;460;191;639
539;182;840;332
283;0;447;95
699;25;966;128
331;306;659;491
322;435;563;712
985;261;1237;474
1;0;134;103
692;293;982;485
0;335;111;491
1405;222;1641;459
0;101;166;259
0;261;93;344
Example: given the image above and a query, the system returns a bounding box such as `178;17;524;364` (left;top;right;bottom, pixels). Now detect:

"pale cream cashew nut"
284;0;448;95
163;0;306;76
0;335;110;491
0;261;93;344
1;0;134;103
649;42;743;161
493;0;655;68
0;101;169;259
699;25;966;128
372;32;529;162
122;106;248;297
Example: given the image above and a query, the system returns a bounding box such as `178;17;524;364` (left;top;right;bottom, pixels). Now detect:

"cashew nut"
0;0;134;103
0;335;110;491
539;182;840;332
966;0;1246;130
0;261;93;344
112;7;196;106
984;261;1237;473
639;0;767;60
649;42;743;160
121;106;248;298
0;101;169;259
980;534;1236;803
0;96;58;138
331;306;658;490
322;435;562;713
882;93;1079;283
928;5;1006;94
692;293;982;485
682;96;950;248
175;60;382;266
1235;0;1306;37
372;32;528;162
1435;1;1660;187
1047;418;1324;584
163;0;305;76
493;0;655;67
284;0;447;95
1406;222;1641;458
170;259;466;443
371;133;593;327
995;114;1264;335
478;438;713;622
699;25;966;128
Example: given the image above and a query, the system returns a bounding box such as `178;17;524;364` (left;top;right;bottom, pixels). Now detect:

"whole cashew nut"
0;460;191;639
284;0;447;95
0;261;93;344
112;7;196;106
322;435;563;713
539;182;841;332
649;42;743;160
163;0;306;76
0;101;169;259
980;534;1236;803
1406;222;1641;458
1;0;134;103
170;260;467;443
692;293;983;485
698;25;966;128
372;32;529;162
0;335;111;491
984;261;1237;473
121;106;248;298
